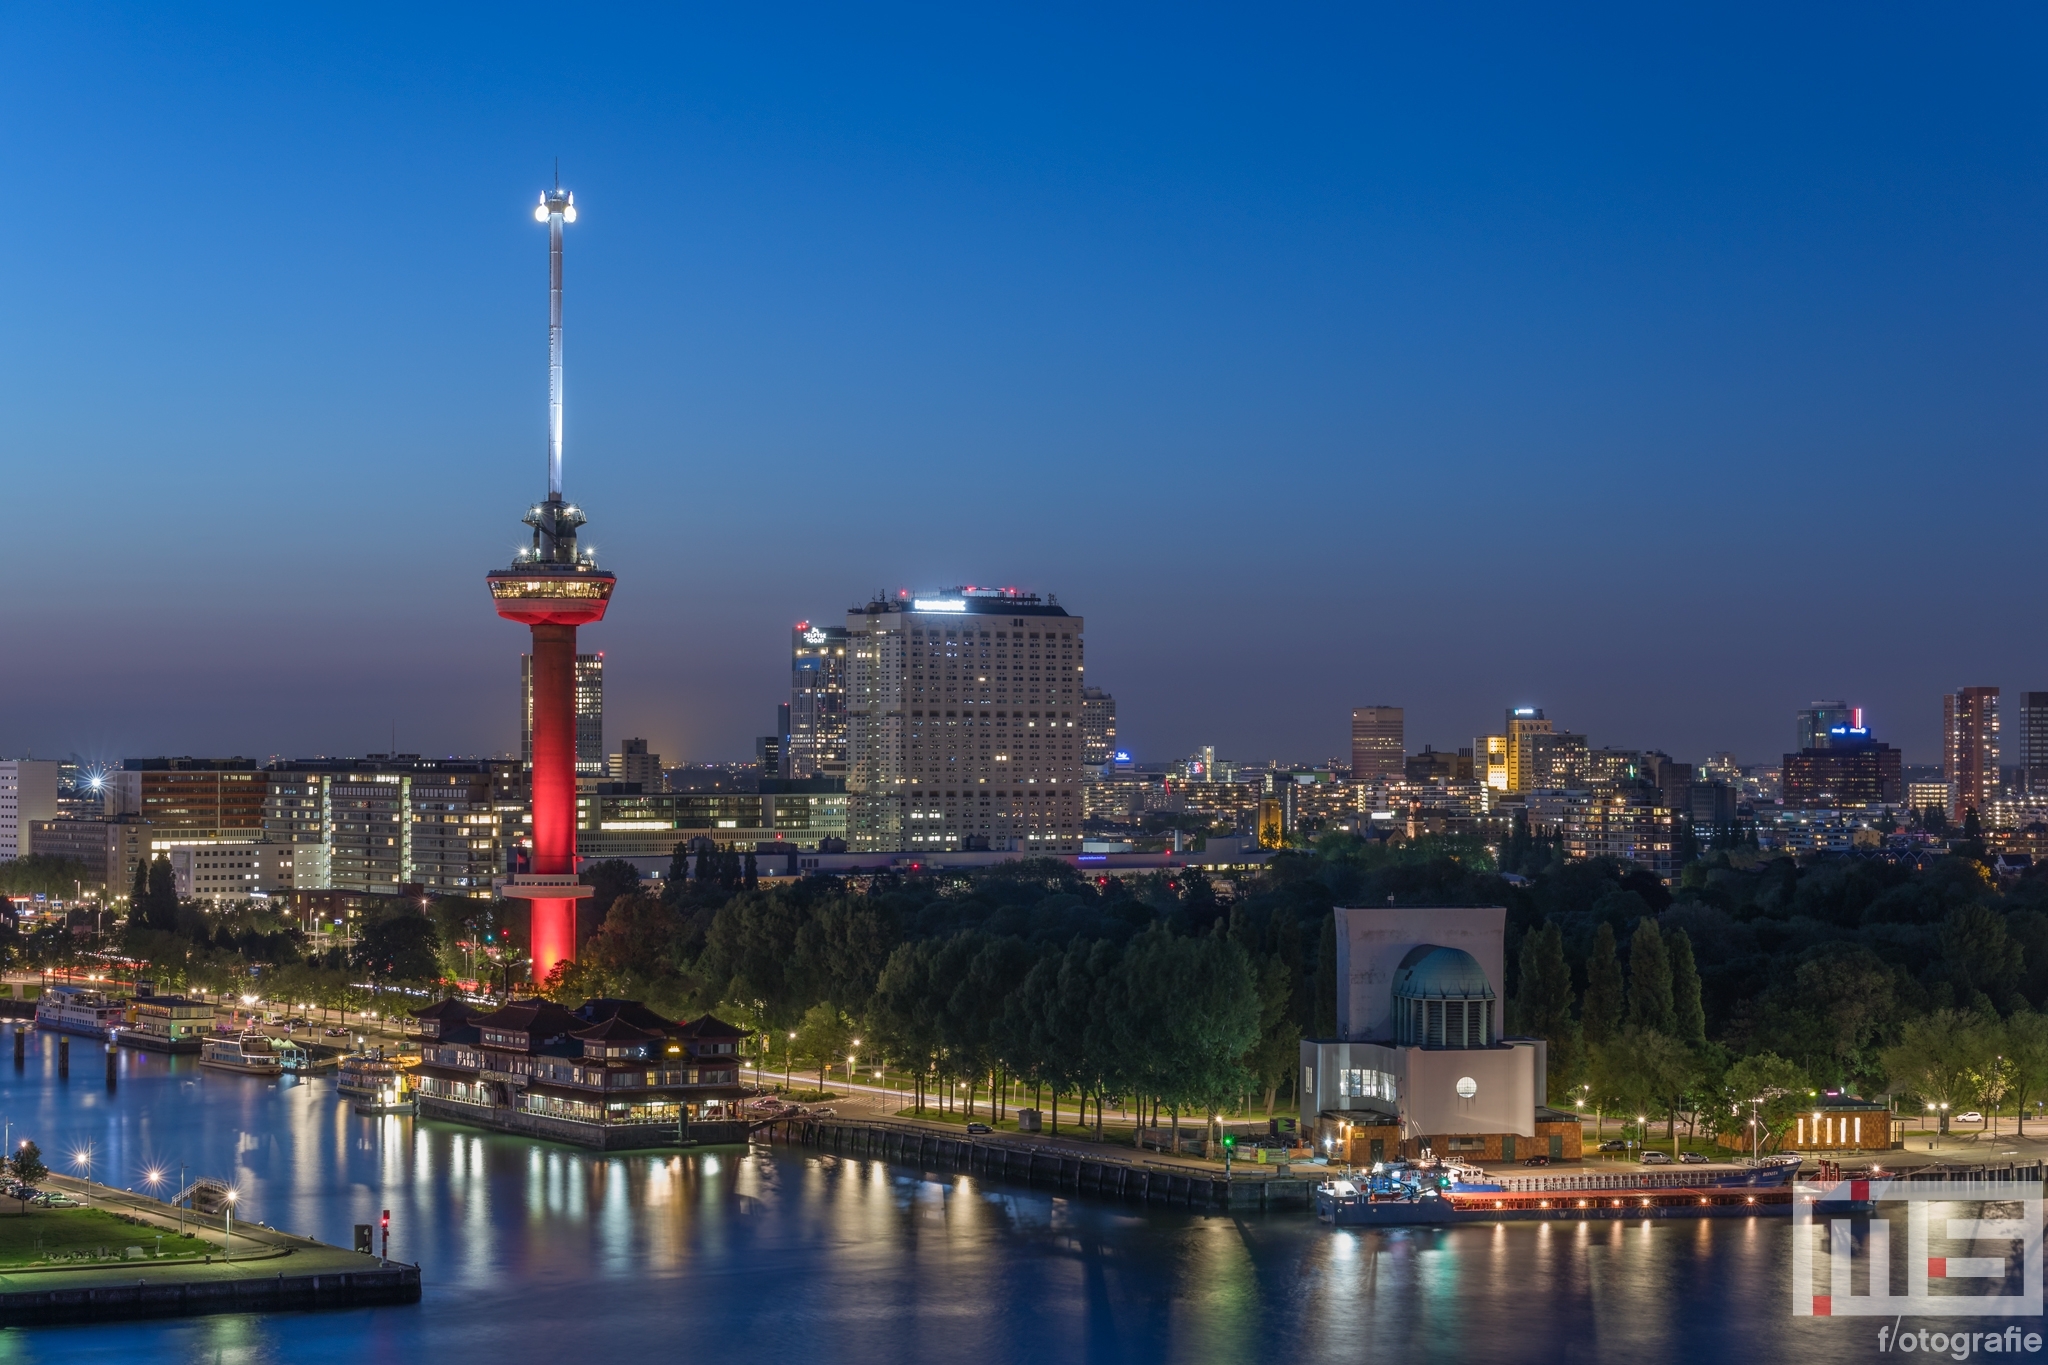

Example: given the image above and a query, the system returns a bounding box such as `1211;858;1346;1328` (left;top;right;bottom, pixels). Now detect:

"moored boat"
200;1033;284;1076
338;1051;416;1098
34;984;128;1041
1316;1155;1802;1226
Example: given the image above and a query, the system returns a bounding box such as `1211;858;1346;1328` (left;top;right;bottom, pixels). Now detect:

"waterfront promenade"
0;1172;417;1324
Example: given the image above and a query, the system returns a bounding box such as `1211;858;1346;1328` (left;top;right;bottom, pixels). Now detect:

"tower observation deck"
488;180;613;986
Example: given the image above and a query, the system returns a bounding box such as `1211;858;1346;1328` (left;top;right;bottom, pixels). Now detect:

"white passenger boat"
337;1051;415;1098
200;1033;284;1076
33;984;128;1041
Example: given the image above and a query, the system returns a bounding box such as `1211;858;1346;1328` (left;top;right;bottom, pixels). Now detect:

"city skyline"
4;8;2045;769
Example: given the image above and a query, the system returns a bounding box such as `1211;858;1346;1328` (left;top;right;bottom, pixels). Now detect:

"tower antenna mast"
534;177;577;498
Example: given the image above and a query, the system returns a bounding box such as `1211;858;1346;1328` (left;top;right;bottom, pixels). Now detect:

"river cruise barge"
199;1033;284;1077
1315;1155;1803;1225
34;985;129;1041
337;1052;416;1098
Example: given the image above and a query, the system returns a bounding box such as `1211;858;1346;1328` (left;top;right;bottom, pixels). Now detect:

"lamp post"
1750;1097;1762;1161
848;1038;861;1099
223;1190;236;1263
784;1032;795;1093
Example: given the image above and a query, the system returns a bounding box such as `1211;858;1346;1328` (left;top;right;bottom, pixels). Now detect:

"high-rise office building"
111;758;266;849
1524;730;1589;790
0;760;60;860
1505;708;1554;793
1477;734;1509;791
1944;687;2001;823
608;738;663;789
523;652;605;775
1404;747;1473;784
846;589;1084;853
1784;721;1903;808
1797;701;1853;754
1081;687;1118;767
2020;693;2048;798
1350;707;1404;782
27;815;148;892
787;623;851;780
265;757;507;896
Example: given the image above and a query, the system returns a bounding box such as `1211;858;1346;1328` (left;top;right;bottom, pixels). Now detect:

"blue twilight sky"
2;4;2043;771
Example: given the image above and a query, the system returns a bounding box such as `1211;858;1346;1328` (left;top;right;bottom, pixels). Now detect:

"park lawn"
0;1205;212;1267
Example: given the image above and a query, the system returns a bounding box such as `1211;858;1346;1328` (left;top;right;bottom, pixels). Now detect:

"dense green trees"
128;856;179;933
1883;1010;1991;1133
1514;923;1580;1091
1582;924;1624;1046
0;855;92;898
350;908;441;982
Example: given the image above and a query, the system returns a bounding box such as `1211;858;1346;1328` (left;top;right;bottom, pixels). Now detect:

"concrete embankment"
769;1116;1311;1211
0;1176;420;1326
0;1263;420;1325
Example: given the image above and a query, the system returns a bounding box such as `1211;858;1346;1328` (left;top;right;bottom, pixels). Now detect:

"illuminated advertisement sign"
912;599;967;612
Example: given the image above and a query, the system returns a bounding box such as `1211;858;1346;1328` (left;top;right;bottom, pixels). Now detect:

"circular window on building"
1455;1076;1478;1099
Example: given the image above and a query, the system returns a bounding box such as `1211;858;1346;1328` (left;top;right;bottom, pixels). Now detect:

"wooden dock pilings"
770;1117;1310;1211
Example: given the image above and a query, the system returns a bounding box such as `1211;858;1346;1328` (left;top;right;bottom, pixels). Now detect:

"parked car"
1598;1139;1626;1152
965;1123;992;1135
1679;1151;1709;1164
1521;1155;1551;1167
810;1107;836;1117
1641;1151;1672;1165
1958;1111;1986;1124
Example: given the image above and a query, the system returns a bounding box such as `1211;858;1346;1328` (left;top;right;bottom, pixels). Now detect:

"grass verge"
0;1206;214;1267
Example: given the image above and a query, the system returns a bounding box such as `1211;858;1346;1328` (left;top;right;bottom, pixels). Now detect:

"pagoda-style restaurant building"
412;997;751;1149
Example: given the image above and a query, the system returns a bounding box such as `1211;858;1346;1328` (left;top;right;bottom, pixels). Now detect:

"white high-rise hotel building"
846;590;1085;853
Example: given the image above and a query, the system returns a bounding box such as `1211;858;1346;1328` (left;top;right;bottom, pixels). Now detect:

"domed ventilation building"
1299;907;1582;1166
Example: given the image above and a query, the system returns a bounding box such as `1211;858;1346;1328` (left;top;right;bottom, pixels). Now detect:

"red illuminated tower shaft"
488;179;610;987
525;622;581;975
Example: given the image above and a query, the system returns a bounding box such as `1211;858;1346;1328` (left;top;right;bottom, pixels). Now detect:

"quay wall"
0;1264;420;1326
771;1117;1310;1211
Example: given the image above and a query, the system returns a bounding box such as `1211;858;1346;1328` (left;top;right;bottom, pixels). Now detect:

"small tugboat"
1315;1154;1803;1226
34;984;129;1041
199;1033;284;1077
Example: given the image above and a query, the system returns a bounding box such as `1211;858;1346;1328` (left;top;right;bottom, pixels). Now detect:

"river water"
0;1029;1913;1362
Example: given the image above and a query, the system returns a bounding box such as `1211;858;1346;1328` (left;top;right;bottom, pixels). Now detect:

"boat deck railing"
1495;1168;1771;1194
